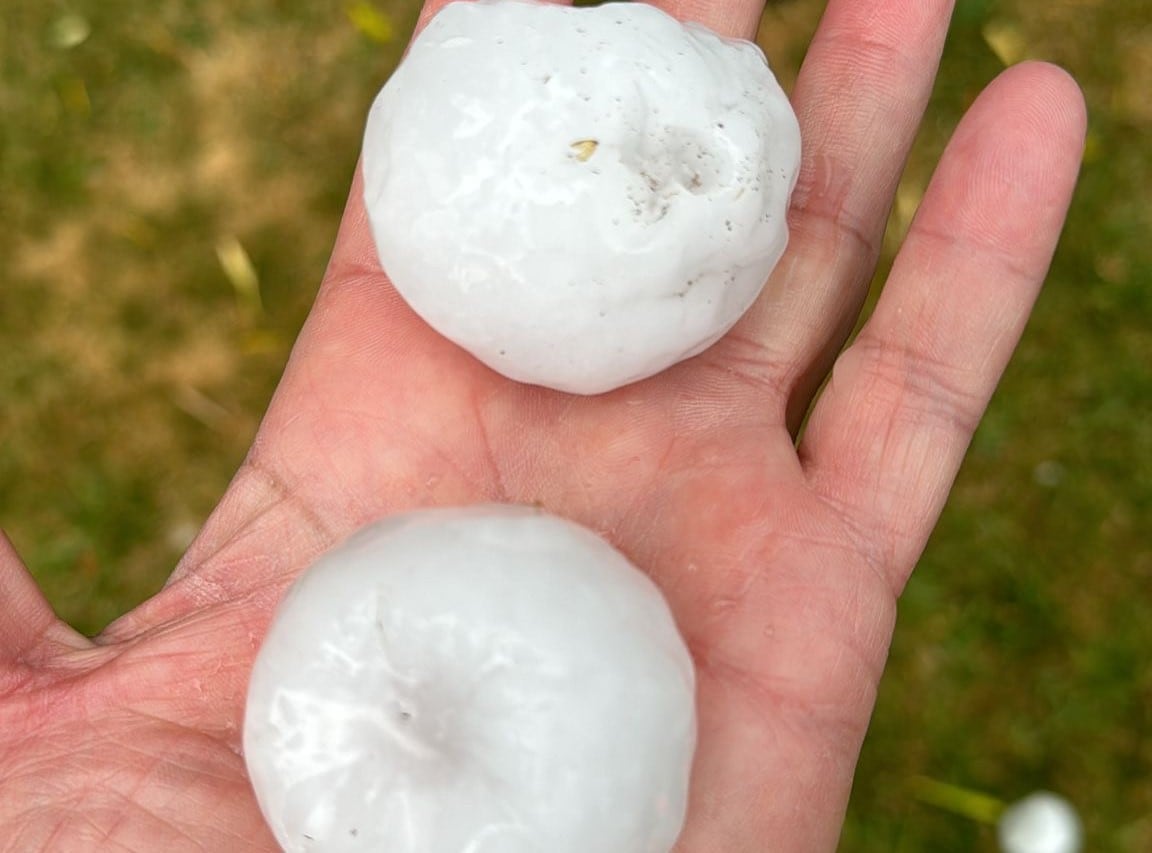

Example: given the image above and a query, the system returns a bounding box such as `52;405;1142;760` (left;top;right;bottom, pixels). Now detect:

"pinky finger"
798;62;1087;593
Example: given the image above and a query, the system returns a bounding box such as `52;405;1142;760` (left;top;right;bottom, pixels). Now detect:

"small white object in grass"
243;505;697;852
362;0;801;394
997;791;1083;853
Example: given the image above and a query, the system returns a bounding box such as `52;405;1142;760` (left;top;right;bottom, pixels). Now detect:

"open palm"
0;0;1085;850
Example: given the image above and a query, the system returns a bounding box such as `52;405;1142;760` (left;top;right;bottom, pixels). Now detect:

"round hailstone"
997;792;1083;853
243;505;697;852
362;0;801;394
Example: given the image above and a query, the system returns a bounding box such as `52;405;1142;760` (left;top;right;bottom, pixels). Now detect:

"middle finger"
702;0;957;430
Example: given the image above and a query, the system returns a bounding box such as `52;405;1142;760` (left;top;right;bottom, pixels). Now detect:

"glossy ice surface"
243;506;697;852
363;0;800;393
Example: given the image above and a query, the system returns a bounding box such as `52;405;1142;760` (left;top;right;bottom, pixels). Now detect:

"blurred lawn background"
1;0;1148;848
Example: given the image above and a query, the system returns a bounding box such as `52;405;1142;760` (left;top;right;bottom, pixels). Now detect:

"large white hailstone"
362;0;801;394
243;505;697;852
997;792;1083;853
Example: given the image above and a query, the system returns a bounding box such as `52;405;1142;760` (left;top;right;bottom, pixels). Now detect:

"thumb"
0;532;92;675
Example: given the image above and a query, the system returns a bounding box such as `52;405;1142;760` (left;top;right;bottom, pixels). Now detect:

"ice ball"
362;0;801;393
243;505;697;852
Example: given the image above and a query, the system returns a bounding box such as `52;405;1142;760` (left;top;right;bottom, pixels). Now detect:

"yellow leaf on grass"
981;19;1028;67
347;0;395;44
215;237;263;317
912;776;1005;825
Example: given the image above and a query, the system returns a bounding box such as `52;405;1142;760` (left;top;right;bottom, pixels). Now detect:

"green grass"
843;1;1152;849
1;0;417;630
2;0;1148;849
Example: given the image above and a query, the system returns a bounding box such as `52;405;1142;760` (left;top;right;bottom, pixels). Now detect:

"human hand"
0;0;1085;849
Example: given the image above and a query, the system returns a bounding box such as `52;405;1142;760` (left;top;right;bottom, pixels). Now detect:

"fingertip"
986;60;1089;157
1024;60;1087;123
413;0;462;34
909;59;1088;276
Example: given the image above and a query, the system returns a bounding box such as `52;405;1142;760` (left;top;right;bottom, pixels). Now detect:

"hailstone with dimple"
362;0;801;393
243;506;697;852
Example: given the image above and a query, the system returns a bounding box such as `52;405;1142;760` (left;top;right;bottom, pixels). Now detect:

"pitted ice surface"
362;0;800;393
243;506;697;852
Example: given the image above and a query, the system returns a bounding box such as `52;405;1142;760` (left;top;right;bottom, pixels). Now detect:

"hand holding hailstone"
246;2;799;849
0;0;1086;850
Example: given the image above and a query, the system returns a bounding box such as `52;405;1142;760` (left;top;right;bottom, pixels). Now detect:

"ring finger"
702;0;958;431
